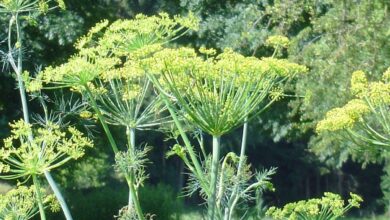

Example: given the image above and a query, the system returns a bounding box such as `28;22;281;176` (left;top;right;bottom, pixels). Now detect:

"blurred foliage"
138;183;184;220
57;151;111;190
62;186;128;220
48;183;183;220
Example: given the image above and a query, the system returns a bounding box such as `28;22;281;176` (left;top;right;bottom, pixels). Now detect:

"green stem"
128;174;144;219
10;13;73;220
14;14;30;124
208;136;221;220
217;153;235;209
32;175;47;220
84;87;119;153
148;74;205;186
227;119;248;219
126;127;136;207
125;127;144;220
85;88;144;220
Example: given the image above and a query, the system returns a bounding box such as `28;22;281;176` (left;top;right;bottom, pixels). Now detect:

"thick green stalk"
148;74;205;185
208;136;221;220
32;175;47;220
128;174;144;219
84;87;119;153
14;16;30;124
127;127;136;207
227;120;248;219
10;13;73;220
85;88;144;220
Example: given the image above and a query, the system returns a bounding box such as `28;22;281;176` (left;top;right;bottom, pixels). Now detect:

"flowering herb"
30;12;199;220
145;39;307;219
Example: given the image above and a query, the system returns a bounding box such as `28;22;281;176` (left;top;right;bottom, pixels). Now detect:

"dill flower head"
316;99;369;132
0;120;93;180
75;12;198;58
367;81;390;106
266;35;290;48
266;192;363;220
199;46;217;56
32;56;119;92
145;47;307;136
350;70;368;97
319;67;390;149
348;193;363;208
0;185;59;219
349;68;390;105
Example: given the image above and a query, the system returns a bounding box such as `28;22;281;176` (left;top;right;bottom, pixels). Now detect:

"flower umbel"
317;68;390;150
146;47;307;136
0;186;59;220
0;120;93;180
266;192;363;220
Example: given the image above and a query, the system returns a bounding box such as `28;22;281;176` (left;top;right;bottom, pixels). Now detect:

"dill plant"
30;13;199;219
0;1;84;220
317;68;389;217
28;11;307;219
143;37;307;219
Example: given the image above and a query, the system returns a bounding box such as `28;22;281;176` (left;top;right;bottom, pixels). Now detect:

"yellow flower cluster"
31;12;199;104
76;12;198;58
0;186;59;220
351;70;368;96
79;110;93;119
30;56;119;92
316;99;369;132
142;47;307;135
351;70;390;105
142;47;307;88
74;19;110;50
318;68;390;133
266;192;362;220
199;46;217;56
0;120;93;180
122;83;142;101
368;81;390;106
266;35;290;48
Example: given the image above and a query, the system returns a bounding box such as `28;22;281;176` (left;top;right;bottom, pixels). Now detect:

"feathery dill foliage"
114;146;151;188
144;46;307;136
0;120;93;180
266;192;363;220
0;186;60;220
317;68;390;149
